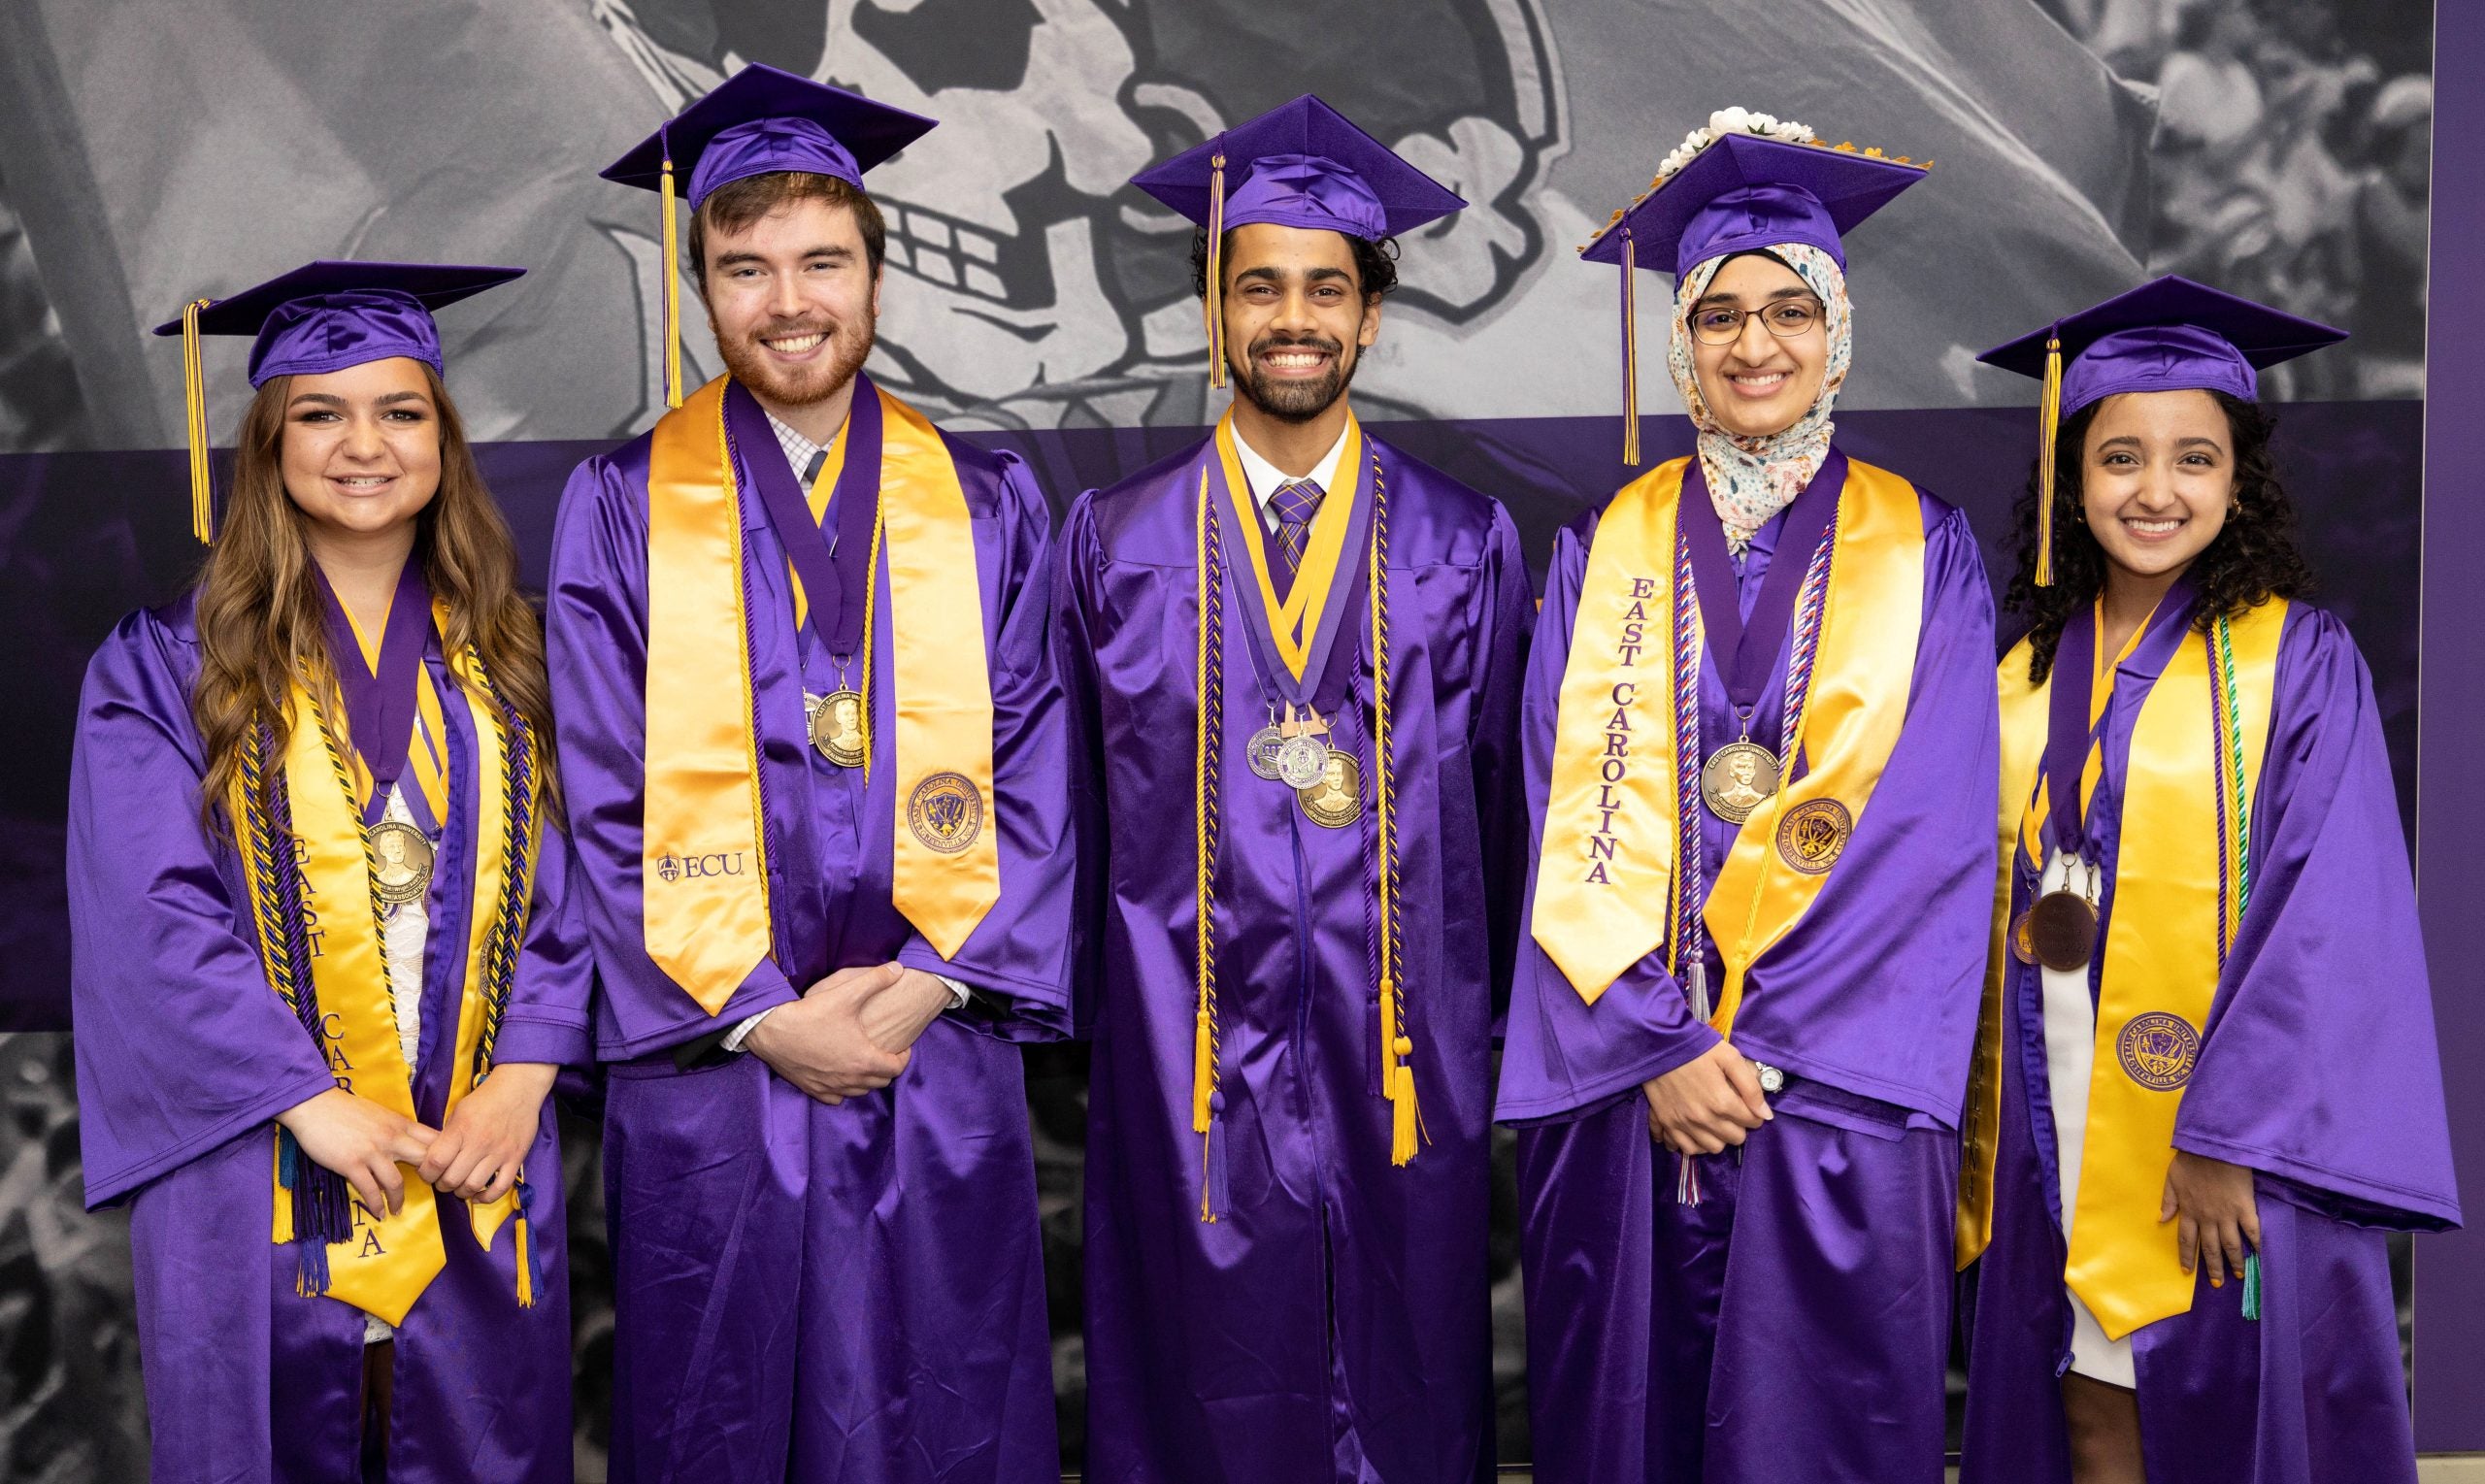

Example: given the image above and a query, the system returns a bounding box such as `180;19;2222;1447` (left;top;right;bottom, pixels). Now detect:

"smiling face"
1688;252;1829;439
277;358;443;543
702;192;882;409
2077;388;2236;584
1221;222;1382;425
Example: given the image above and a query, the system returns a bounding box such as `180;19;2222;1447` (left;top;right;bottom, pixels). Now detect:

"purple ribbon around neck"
2038;575;2200;860
1680;449;1846;738
730;375;881;661
1217;444;1375;721
314;555;432;826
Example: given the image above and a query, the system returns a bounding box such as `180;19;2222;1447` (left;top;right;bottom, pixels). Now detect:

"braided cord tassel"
659;142;684;409
1193;471;1228;1220
1668;522;1706;1204
1204;153;1229;390
1619;231;1641;466
1370;457;1417;1166
182;300;215;543
2211;614;2264;1323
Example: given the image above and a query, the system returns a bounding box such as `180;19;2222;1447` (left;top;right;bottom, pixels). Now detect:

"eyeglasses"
1687;297;1825;346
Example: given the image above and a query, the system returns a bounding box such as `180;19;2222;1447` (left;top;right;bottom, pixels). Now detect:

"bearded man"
1052;95;1535;1482
546;65;1073;1483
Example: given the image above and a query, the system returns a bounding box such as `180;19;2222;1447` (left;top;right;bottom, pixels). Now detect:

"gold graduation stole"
1530;456;1925;1029
231;612;544;1324
1956;602;2284;1339
642;377;999;1014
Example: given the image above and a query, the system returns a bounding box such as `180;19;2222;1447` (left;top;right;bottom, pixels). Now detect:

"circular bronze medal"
369;819;435;906
2010;910;2038;967
1700;740;1781;824
2026;889;2100;973
809;688;868;769
1296;748;1362;829
1247;725;1286;781
1276;734;1330;790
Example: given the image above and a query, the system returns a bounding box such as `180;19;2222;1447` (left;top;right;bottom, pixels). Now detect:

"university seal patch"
2116;1011;2201;1091
1774;798;1852;875
908;772;984;855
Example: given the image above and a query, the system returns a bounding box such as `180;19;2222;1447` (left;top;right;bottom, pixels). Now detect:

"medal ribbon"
730;377;879;658
315;559;449;829
1216;426;1375;718
1215;411;1361;683
2028;582;2194;867
1681;450;1845;740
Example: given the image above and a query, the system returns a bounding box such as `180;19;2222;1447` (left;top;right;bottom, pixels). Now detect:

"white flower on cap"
1652;107;1819;186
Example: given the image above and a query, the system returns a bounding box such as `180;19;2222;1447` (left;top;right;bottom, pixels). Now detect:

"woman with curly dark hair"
1954;278;2459;1484
67;262;589;1481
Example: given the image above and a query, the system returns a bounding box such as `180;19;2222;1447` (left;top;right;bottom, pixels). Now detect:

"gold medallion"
808;688;868;769
2010;910;2038;967
1700;740;1781;824
1296;748;1362;829
368;819;435;906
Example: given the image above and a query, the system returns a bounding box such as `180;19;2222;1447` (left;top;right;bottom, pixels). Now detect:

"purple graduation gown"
1960;605;2460;1483
546;396;1072;1484
69;596;593;1484
1055;433;1533;1483
1497;468;2000;1484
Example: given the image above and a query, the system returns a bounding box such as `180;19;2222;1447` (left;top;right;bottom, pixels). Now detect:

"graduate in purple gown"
1496;113;2000;1482
71;262;588;1482
1055;96;1533;1482
1956;279;2460;1484
546;67;1072;1483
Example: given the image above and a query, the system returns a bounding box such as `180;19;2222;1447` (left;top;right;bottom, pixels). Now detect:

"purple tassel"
1206;1091;1232;1219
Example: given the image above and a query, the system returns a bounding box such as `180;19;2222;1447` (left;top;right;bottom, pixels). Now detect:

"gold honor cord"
1191;468;1225;1220
2066;601;2283;1339
1370;461;1417;1164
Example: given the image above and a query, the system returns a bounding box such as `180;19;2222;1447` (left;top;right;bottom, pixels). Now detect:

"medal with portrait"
368;819;435;906
1701;739;1781;824
806;688;869;770
1296;747;1362;830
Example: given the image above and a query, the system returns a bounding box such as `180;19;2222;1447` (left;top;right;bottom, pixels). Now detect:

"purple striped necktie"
1269;478;1325;600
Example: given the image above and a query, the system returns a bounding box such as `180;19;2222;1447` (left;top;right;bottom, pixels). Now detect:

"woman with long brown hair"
67;262;587;1482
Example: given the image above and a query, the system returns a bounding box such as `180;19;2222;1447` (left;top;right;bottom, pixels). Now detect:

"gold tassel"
182;299;214;544
1204;152;1228;391
2036;333;2063;587
1380;976;1418;1166
1620;231;1640;467
1191;1006;1213;1135
660;148;684;410
514;1212;535;1308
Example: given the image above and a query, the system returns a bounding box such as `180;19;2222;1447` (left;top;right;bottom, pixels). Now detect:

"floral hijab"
1666;242;1854;553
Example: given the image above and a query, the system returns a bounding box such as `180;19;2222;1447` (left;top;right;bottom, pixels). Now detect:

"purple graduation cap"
601;63;938;409
152;260;523;544
1129;94;1465;388
1579;126;1928;463
1978;275;2345;584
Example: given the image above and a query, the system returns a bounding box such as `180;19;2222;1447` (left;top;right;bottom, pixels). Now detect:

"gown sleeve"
69;610;338;1208
1494;512;1721;1125
1470;506;1537;1037
544;451;797;1060
2171;607;2462;1230
891;450;1075;1040
1047;492;1112;1041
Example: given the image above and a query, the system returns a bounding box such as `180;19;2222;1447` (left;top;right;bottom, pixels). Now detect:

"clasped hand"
746;962;955;1105
1641;1039;1773;1155
278;1063;561;1218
